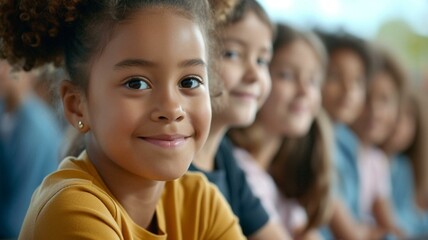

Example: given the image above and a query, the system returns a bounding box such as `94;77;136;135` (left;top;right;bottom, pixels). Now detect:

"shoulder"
34;155;116;215
163;173;245;239
166;172;219;198
36;159;117;217
20;160;120;239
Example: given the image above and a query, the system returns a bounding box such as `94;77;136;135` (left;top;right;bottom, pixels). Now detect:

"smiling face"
385;100;416;154
258;39;323;137
79;7;211;181
322;49;366;124
214;11;272;128
353;71;400;145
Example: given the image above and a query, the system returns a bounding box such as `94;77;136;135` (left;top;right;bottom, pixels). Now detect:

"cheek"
309;89;322;115
258;72;272;105
322;83;340;102
351;88;365;107
270;83;293;109
87;90;143;136
376;101;398;126
189;95;211;142
401;123;416;148
220;64;241;91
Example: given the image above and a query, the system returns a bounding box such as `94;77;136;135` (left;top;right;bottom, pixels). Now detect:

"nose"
150;89;185;122
242;59;260;84
296;75;310;97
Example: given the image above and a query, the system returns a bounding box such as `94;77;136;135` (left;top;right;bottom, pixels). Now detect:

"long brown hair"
269;111;333;233
229;24;333;232
402;90;428;208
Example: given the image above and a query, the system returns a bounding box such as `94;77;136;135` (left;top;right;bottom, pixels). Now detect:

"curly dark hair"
0;0;214;91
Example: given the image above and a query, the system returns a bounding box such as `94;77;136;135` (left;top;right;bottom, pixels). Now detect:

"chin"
151;170;187;181
287;129;308;138
150;162;191;181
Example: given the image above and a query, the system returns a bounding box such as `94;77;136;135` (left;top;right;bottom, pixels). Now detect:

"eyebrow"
114;59;155;69
222;38;247;47
114;58;207;70
222;38;272;54
178;59;207;68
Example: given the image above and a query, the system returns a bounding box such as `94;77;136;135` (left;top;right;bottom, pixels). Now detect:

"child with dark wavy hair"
0;0;245;239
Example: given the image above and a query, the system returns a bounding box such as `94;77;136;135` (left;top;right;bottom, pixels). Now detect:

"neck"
193;121;227;171
87;145;164;230
381;145;395;159
248;121;283;170
4;89;25;113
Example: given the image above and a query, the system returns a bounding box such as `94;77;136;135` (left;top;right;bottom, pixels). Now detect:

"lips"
139;134;189;148
230;91;259;100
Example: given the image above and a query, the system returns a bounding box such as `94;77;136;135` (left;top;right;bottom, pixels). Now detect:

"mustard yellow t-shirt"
19;152;244;240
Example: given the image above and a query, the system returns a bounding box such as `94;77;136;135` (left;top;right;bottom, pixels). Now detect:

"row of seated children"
1;0;428;239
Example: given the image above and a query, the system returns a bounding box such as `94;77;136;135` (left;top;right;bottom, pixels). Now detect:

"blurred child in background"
190;0;289;238
0;61;62;238
319;32;386;239
350;48;406;238
228;24;333;240
382;89;428;238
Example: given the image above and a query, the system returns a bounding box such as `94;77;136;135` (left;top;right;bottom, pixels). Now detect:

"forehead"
219;11;272;46
330;48;364;69
370;71;397;92
276;40;319;63
95;7;207;67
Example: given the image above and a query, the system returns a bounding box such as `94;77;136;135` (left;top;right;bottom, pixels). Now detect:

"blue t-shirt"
390;154;428;237
189;137;269;236
333;124;361;220
0;96;62;238
320;124;361;239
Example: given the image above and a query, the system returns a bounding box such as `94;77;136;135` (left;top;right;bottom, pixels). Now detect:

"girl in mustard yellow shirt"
0;0;245;239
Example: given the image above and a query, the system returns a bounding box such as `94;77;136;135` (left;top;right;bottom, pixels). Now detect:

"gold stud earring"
78;120;84;129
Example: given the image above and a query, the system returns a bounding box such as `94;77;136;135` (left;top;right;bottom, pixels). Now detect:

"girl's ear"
60;80;90;133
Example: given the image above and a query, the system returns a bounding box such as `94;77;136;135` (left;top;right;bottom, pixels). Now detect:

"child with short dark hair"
318;31;385;239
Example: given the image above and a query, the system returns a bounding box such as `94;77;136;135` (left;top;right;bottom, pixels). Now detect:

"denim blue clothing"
320;124;361;239
390;154;428;237
333;124;362;219
0;96;62;238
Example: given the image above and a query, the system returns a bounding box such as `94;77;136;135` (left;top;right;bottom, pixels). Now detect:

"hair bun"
209;0;239;25
0;0;84;70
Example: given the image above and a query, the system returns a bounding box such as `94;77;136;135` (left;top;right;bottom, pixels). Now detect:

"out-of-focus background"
260;0;428;88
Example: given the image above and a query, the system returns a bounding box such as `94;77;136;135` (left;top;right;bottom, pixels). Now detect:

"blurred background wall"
259;0;428;89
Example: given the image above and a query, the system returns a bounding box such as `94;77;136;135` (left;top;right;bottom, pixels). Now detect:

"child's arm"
293;226;323;240
329;198;385;240
247;220;291;240
372;197;405;238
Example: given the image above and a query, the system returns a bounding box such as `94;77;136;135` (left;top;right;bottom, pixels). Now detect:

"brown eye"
125;77;150;90
278;70;294;81
179;76;203;89
223;50;240;60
